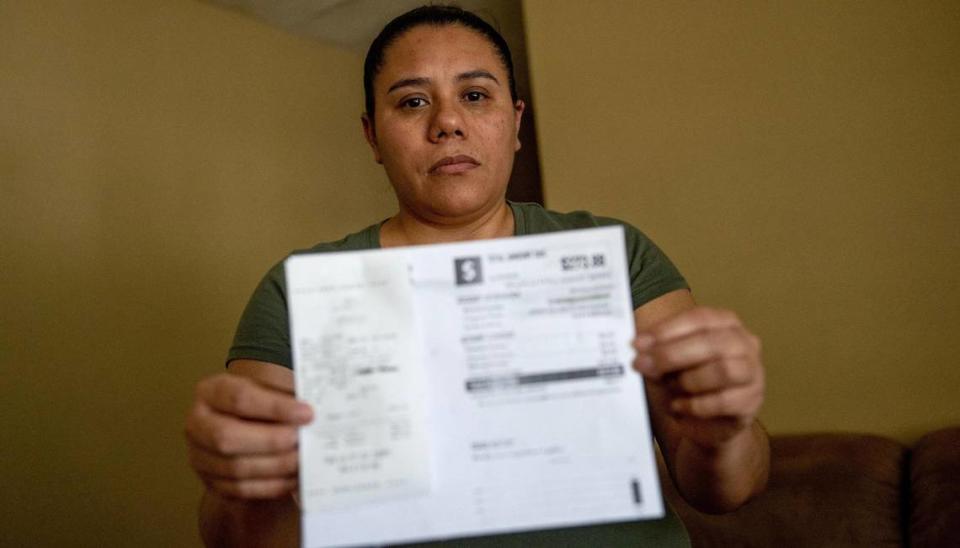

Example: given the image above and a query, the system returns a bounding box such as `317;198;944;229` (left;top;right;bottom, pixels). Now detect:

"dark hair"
363;5;518;126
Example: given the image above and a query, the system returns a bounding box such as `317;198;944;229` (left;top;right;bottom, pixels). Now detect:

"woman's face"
363;24;524;222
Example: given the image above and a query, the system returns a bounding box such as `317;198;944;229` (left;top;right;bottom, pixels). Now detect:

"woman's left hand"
633;306;765;448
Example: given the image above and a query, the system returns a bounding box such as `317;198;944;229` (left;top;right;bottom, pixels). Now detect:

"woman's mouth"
429;155;480;175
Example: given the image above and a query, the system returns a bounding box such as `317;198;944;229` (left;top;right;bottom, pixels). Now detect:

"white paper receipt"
285;226;665;548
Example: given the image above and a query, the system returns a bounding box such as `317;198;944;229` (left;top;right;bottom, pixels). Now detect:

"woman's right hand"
185;362;313;499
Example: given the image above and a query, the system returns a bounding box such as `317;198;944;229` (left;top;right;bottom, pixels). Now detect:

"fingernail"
294;404;313;422
634;333;655;350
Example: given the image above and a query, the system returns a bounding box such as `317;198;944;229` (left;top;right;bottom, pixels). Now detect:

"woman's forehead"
377;24;507;86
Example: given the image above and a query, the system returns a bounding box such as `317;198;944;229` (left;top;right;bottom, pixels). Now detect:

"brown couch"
660;427;960;547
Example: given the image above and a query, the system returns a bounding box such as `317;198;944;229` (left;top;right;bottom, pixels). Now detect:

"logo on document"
454;257;483;286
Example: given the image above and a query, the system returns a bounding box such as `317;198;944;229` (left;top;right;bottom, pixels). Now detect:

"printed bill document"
285;226;665;547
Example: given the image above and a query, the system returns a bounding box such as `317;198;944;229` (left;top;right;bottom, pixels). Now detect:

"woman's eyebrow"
387;70;501;94
387;77;430;94
457;70;500;85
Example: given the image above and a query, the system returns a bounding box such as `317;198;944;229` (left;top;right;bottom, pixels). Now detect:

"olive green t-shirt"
227;201;692;547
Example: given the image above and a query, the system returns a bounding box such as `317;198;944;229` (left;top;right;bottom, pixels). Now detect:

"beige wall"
0;1;394;545
523;1;960;442
4;0;959;544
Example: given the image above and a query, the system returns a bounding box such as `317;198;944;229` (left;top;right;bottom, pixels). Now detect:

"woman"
185;6;769;546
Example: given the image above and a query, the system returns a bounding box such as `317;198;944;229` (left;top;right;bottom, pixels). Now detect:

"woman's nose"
428;99;465;142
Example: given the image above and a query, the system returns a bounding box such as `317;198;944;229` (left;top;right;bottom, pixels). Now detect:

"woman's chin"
412;189;505;223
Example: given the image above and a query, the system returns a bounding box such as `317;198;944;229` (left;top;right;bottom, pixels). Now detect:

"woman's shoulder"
256;221;382;286
511;201;636;234
297;222;382;255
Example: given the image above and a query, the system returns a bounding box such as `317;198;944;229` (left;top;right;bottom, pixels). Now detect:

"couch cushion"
661;433;907;547
910;426;960;548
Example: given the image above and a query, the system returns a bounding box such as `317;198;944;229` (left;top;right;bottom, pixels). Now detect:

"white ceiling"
206;0;520;53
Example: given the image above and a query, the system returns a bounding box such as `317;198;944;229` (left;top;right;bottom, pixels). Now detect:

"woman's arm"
186;360;309;547
199;490;299;547
633;289;770;513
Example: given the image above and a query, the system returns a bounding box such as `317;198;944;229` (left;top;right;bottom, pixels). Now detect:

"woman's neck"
380;201;514;248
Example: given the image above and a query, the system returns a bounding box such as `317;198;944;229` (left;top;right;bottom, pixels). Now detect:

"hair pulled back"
363;5;518;126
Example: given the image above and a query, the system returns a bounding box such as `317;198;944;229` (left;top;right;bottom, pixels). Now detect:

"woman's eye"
464;91;486;102
402;97;427;108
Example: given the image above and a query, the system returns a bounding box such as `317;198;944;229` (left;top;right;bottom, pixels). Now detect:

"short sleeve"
226;260;293;369
615;221;689;309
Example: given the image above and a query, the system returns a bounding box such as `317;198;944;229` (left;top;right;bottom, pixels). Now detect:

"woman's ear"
361;114;382;164
513;100;525;152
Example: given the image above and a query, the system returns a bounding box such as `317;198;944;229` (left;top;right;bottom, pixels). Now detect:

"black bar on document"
465;364;624;392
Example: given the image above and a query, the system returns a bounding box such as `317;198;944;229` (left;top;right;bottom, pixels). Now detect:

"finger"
670;384;764;420
635;327;757;379
185;405;300;456
188;444;299;480
665;355;758;394
205;476;299;500
197;374;312;424
228;360;295;393
643;307;742;344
